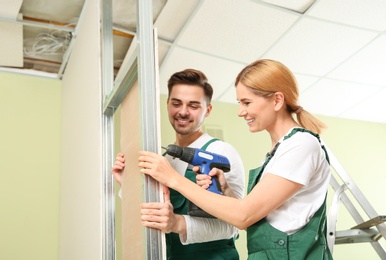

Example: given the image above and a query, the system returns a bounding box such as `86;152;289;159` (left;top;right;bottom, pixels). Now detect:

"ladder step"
351;215;386;229
335;228;382;244
334;216;386;245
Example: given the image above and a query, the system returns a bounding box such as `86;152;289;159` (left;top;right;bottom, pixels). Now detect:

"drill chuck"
165;144;196;163
164;144;183;158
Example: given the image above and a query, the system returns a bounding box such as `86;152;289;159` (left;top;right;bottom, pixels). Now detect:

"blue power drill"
163;144;231;218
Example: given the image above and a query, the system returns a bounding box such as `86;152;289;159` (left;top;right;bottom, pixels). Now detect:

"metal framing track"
102;0;164;259
101;0;115;259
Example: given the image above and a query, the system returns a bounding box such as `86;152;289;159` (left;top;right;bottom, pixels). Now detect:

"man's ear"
205;104;213;117
273;92;285;111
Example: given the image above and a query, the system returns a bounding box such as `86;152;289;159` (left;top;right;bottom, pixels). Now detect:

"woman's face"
236;83;275;133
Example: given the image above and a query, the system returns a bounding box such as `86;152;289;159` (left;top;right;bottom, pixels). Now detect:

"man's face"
167;84;212;135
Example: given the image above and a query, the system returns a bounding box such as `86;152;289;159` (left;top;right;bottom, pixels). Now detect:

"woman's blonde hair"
235;59;326;134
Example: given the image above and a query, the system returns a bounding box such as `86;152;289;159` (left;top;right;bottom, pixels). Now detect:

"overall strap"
284;128;330;164
201;138;220;151
263;128;329;175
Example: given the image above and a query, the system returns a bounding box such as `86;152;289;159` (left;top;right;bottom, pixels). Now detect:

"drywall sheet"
59;0;102;258
0;0;23;67
121;81;144;260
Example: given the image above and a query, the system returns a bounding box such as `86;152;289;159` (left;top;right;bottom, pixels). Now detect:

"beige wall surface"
59;0;103;259
0;72;61;260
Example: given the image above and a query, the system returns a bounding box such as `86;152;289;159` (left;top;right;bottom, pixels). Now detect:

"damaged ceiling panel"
0;0;167;78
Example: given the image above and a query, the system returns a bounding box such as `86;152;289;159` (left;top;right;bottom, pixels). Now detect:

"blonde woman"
139;59;333;259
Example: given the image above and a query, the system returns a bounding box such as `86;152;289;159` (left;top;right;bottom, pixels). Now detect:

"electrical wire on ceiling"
24;30;72;58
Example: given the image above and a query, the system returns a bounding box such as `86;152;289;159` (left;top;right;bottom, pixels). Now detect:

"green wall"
0;72;61;260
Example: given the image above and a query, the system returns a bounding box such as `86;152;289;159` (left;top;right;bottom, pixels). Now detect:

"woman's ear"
273;92;285;111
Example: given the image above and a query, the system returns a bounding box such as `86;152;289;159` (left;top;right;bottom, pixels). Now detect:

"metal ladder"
324;144;386;258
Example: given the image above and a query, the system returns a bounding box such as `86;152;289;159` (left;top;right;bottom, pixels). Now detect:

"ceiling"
1;0;386;124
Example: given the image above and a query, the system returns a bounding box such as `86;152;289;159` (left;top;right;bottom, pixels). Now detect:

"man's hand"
112;152;125;185
140;186;187;237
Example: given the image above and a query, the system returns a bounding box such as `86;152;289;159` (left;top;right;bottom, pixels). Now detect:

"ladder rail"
323;143;386;258
329;175;364;224
325;144;386;238
327;182;347;254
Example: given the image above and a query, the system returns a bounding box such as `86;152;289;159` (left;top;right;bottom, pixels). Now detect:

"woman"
139;59;333;259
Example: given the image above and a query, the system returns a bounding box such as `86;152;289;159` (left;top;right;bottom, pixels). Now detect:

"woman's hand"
194;167;236;198
138;150;180;188
193;166;212;190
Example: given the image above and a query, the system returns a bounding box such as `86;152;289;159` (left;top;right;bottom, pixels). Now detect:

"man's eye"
172;103;181;107
190;105;199;109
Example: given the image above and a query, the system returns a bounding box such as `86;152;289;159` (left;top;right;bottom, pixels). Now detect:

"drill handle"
197;164;223;195
207;175;222;195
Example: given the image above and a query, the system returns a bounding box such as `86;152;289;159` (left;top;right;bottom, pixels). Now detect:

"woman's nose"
238;106;246;117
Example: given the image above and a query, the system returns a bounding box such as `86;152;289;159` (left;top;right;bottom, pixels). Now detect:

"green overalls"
246;128;333;260
166;139;239;260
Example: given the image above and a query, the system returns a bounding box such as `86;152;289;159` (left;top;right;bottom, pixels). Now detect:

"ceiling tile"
294;73;319;92
159;47;244;100
340;87;386;124
263;17;378;76
307;0;386;31
0;0;22;19
176;0;299;63
0;21;23;67
327;35;386;87
299;78;382;118
20;0;84;24
155;0;199;42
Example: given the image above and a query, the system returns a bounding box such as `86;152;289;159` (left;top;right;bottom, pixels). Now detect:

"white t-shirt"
165;133;245;244
263;128;330;235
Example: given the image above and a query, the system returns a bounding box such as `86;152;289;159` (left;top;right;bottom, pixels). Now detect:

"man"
112;69;245;259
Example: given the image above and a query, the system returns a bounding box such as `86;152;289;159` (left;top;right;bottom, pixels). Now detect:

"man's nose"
178;105;189;116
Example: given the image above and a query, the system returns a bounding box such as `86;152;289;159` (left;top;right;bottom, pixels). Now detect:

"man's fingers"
163;185;171;203
141;202;168;211
113;161;124;169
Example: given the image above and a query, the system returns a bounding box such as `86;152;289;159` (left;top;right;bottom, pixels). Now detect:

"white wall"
59;0;103;259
